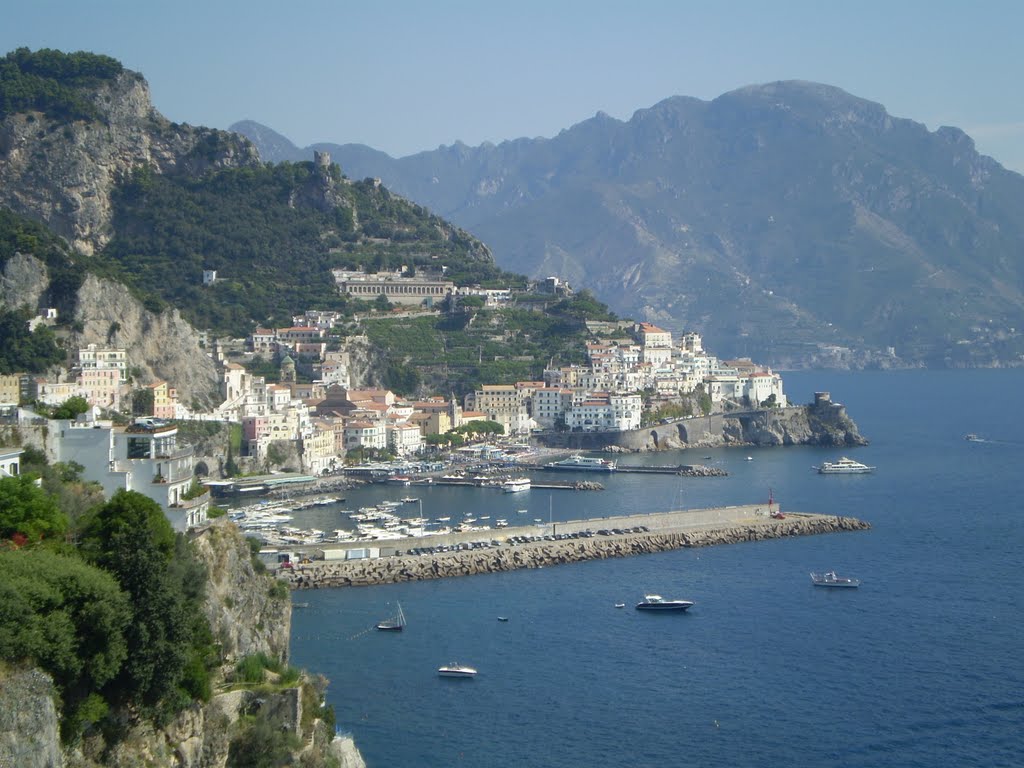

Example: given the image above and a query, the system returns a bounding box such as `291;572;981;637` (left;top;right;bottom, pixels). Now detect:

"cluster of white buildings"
217;352;488;475
1;344;181;419
463;323;786;435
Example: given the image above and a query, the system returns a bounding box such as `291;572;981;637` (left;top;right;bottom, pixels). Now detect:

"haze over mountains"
234;81;1024;368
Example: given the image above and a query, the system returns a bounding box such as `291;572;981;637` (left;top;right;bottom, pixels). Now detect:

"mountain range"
234;81;1024;368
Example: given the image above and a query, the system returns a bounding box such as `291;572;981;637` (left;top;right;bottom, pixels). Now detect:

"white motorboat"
502;477;531;493
438;663;477;678
810;571;861;588
814;457;875;474
635;594;695;612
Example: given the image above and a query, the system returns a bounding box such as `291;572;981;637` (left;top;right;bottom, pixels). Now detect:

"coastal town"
2;267;790;536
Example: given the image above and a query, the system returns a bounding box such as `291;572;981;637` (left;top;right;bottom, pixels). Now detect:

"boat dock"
432;478;587;490
511;463;726;476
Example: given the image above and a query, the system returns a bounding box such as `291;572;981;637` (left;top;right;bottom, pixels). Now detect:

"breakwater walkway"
280;508;870;590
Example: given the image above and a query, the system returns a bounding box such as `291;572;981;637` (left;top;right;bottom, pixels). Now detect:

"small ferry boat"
815;457;875;474
502;477;532;493
438;663;477;678
810;571;860;588
544;455;617;472
635;594;695;612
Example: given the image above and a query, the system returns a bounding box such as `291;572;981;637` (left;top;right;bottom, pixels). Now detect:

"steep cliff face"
0;71;259;256
190;523;291;664
71;273;221;408
0;253;221;407
0;665;62;768
0;250;49;311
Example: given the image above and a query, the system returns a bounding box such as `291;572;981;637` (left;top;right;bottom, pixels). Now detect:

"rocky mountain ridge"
235;81;1024;368
1;69;258;256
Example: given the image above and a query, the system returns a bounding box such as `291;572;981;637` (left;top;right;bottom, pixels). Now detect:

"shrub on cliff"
0;548;130;739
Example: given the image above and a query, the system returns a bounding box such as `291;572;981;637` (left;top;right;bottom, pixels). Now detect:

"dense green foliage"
102;164;502;335
0;308;65;374
0;48;124;122
0;548;131;738
451;419;504;436
78;491;214;720
0;474;67;541
50;395;89;420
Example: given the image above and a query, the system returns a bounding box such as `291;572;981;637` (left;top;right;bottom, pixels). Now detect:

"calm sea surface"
290;370;1024;768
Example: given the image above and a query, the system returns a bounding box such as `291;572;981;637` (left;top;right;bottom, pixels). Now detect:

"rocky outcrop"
190;523;291;665
285;514;870;589
0;665;62;768
71;274;220;408
0;251;49;311
0;71;259;256
537;401;868;452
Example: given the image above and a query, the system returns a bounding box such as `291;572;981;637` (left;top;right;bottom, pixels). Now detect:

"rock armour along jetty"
282;513;870;590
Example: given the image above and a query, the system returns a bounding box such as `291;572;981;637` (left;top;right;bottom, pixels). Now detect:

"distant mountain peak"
235;82;1024;368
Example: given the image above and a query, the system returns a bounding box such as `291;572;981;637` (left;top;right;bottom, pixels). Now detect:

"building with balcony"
51;415;208;531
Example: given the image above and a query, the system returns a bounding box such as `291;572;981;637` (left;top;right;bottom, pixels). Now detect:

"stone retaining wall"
283;514;869;589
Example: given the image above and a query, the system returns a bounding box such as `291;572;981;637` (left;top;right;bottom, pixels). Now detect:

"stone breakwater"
282;514;869;589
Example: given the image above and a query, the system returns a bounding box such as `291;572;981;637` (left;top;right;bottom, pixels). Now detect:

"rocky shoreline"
282;513;870;589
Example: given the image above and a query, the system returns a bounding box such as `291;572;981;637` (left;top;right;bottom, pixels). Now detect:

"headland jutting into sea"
279;506;870;589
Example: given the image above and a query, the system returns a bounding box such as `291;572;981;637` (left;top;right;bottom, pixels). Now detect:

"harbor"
276;506;871;589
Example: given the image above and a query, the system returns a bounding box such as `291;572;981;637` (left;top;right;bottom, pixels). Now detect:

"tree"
0;548;130;739
0;474;68;542
131;387;154;417
0;308;65;374
78;491;211;718
51;395;89;420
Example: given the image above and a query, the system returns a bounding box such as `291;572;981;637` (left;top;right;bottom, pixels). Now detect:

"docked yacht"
814;457;875;474
502;477;531;493
635;594;694;612
544;455;617;472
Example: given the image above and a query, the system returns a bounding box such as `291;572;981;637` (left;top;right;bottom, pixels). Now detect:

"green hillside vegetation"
0;47;125;122
364;291;614;396
0;457;217;743
103;163;509;335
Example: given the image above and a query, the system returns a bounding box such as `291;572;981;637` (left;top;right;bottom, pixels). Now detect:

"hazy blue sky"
5;0;1024;171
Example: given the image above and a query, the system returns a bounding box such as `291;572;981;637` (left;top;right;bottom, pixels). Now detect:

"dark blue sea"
291;370;1024;768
